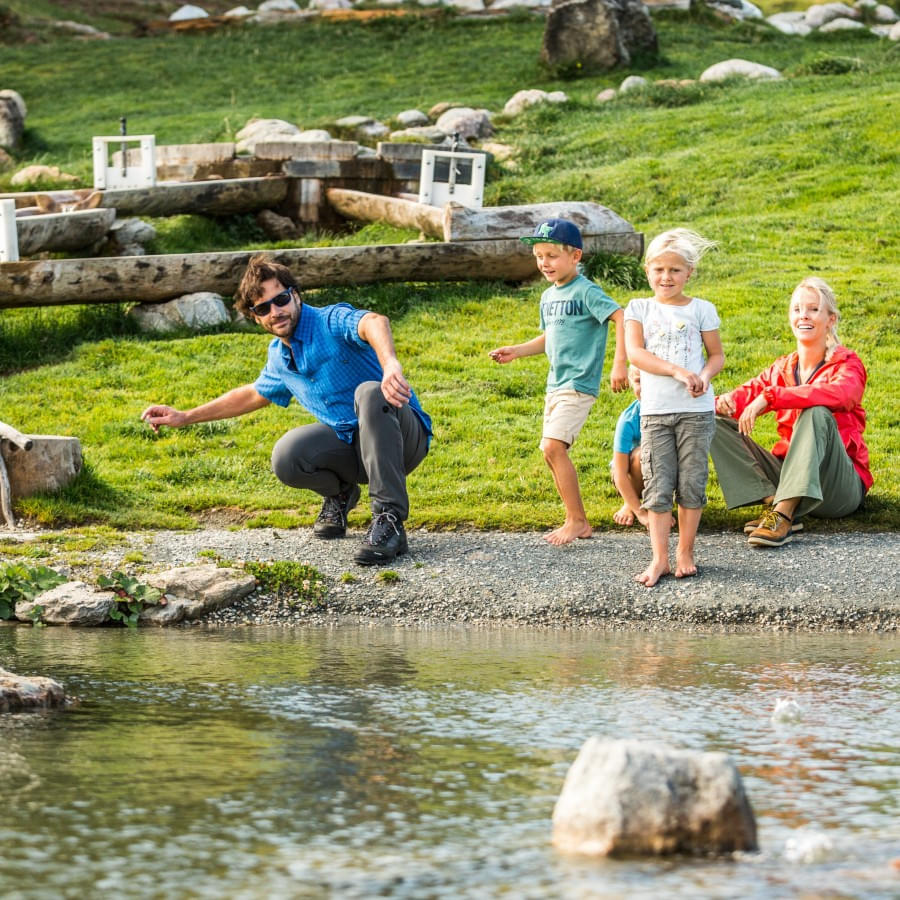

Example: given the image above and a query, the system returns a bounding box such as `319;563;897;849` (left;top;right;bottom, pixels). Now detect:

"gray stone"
541;0;658;73
129;292;230;333
140;565;257;624
819;15;866;28
435;106;493;139
595;87;618;102
804;2;858;27
502;89;568;117
256;208;298;241
10;164;79;186
890;20;900;37
235;117;302;155
873;3;898;21
552;738;758;856
259;0;301;10
395;109;430;127
109;217;157;246
16;582;116;626
0;668;66;712
169;4;209;20
767;13;812;34
224;6;253;15
699;58;781;82
491;0;550;8
309;0;352;9
297;128;334;141
0;91;25;151
388;126;448;144
618;74;648;92
335;116;390;138
52;20;111;38
443;0;485;9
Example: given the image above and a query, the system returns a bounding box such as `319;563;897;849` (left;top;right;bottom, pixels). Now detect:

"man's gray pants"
270;381;429;520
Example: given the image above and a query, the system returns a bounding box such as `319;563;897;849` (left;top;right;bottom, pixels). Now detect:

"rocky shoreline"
7;526;895;633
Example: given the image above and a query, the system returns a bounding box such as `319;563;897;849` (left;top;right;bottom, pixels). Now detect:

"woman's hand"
715;392;736;416
738;395;767;435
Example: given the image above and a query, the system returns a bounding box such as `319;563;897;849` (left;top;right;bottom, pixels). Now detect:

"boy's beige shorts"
542;389;596;447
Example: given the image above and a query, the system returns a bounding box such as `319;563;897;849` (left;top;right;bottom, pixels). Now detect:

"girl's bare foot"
613;505;635;526
545;521;592;546
635;560;670;587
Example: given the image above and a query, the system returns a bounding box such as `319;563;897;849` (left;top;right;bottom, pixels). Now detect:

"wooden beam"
326;187;445;239
0;232;643;308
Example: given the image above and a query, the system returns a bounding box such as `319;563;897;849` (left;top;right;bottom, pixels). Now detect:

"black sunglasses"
249;288;294;318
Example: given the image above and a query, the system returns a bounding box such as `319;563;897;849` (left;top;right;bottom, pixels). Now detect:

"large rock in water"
541;0;658;72
0;667;66;712
552;738;758;856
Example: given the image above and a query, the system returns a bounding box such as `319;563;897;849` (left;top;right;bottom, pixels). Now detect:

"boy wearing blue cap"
490;218;628;545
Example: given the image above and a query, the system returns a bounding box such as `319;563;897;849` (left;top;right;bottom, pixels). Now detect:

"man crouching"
142;254;432;565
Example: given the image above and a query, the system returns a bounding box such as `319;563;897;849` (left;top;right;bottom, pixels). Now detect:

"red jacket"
726;346;872;491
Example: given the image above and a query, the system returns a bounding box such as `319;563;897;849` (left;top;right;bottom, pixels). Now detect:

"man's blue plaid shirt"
253;302;432;445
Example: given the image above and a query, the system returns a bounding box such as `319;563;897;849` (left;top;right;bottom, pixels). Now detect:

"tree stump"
0;434;82;508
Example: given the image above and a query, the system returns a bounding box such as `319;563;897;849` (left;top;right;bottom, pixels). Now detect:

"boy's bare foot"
613;505;635;526
675;549;698;578
635;560;670;587
545;521;592;546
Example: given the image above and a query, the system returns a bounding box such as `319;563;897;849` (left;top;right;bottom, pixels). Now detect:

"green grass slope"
0;14;897;532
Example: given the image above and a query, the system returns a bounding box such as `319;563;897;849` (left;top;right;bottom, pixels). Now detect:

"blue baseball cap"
520;218;583;250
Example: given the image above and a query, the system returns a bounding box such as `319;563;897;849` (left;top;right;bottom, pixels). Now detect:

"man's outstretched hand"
141;405;187;434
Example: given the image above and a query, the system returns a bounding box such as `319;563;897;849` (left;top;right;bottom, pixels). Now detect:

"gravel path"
22;526;897;633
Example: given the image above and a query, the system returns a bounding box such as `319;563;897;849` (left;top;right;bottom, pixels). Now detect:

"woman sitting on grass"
711;277;872;547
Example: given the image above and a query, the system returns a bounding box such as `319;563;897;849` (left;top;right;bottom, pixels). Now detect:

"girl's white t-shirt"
624;296;720;415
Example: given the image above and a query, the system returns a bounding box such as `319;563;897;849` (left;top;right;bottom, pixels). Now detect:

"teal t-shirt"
539;273;621;396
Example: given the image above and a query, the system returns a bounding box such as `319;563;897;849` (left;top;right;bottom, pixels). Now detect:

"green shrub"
243;560;327;607
0;563;67;619
97;571;165;628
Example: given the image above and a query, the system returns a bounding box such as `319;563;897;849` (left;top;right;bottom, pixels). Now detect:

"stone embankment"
4;527;895;632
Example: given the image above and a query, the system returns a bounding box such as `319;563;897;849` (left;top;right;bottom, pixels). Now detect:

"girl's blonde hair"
644;228;718;270
792;276;841;358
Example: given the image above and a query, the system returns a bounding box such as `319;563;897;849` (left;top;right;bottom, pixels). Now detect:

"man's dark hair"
236;254;300;315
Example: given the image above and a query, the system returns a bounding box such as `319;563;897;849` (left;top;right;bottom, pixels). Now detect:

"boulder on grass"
699;59;781;82
129;292;230;333
541;0;658;73
552;738;758;857
0;90;26;150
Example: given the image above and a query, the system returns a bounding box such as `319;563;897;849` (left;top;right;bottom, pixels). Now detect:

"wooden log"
326;187;444;239
101;177;290;217
17;208;115;256
0;422;33;451
2;177;290;217
0;233;643;308
444;201;636;243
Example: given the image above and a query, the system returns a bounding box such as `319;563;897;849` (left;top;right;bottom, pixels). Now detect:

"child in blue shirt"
611;366;647;528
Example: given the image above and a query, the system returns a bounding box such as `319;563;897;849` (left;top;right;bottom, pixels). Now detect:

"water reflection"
1;626;898;899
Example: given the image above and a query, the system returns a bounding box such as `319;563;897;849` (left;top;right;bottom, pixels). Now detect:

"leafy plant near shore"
97;571;165;628
0;563;67;620
243;561;327;608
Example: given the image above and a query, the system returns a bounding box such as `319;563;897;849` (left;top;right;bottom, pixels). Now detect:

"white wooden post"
0;199;18;263
92;134;157;190
418;150;486;209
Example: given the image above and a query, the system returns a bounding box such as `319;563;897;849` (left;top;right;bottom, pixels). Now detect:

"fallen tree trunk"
2;178;290;218
100;177;290;216
0;232;643;308
16;208;115;256
326;187;444;238
444;201;636;242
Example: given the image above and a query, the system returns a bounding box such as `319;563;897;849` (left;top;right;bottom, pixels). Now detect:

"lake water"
1;626;898;899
